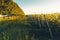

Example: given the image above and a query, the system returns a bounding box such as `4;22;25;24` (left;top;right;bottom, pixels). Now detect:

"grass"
0;13;60;40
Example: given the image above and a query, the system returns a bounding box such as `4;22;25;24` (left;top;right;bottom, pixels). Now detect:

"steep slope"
0;0;25;16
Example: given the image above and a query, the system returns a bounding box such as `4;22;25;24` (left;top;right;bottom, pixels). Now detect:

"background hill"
0;0;25;17
0;0;26;21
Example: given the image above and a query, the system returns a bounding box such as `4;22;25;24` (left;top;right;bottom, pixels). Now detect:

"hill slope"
0;0;25;16
0;0;26;21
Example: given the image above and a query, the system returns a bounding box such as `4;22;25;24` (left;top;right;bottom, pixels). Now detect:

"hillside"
0;0;25;17
0;13;60;40
0;0;26;21
0;0;60;40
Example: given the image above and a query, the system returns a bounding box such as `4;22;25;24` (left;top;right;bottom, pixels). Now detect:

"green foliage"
0;0;25;16
0;13;60;40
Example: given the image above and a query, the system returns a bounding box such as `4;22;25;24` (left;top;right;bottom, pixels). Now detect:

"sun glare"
14;0;60;15
23;5;60;15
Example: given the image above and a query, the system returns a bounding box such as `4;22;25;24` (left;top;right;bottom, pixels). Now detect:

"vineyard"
0;13;60;40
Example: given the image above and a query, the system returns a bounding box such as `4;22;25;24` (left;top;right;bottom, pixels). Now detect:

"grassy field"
0;13;60;40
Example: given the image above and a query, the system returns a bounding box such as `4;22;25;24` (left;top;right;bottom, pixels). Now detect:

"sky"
13;0;60;15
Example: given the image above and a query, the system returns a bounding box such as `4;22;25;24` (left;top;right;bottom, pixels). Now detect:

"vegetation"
0;0;25;16
0;13;60;40
0;0;60;40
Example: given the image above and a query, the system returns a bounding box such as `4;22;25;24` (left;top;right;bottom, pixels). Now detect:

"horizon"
13;0;60;15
